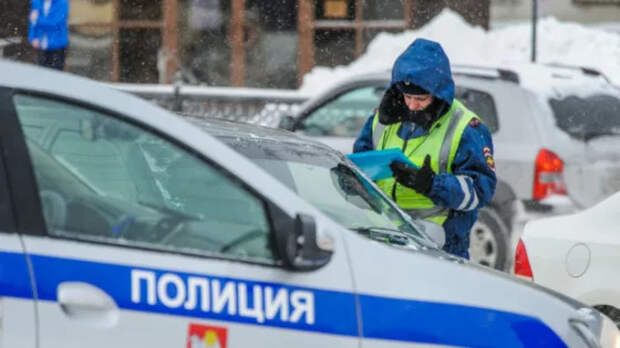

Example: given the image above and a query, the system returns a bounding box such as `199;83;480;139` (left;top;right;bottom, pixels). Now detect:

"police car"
0;60;618;347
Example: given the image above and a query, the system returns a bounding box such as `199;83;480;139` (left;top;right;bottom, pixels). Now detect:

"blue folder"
347;148;418;181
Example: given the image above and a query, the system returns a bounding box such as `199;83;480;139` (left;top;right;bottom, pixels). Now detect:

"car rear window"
549;92;620;141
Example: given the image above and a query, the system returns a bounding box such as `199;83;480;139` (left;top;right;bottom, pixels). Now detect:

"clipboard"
347;148;418;181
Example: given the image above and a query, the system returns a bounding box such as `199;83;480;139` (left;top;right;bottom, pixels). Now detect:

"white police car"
0;60;618;348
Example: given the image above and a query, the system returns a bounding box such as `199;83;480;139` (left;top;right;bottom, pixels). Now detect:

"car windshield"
218;136;426;241
548;90;620;141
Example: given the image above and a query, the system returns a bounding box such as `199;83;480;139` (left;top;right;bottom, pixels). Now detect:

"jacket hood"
390;38;455;104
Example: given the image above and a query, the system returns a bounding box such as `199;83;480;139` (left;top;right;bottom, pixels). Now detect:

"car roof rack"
452;64;520;84
542;63;611;83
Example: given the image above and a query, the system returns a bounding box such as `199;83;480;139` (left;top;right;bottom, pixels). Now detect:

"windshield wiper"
352;225;442;250
350;226;417;246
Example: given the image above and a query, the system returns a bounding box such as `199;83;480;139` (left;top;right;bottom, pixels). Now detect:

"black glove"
378;85;407;125
389;155;435;195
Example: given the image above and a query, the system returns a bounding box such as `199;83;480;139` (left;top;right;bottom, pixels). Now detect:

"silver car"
279;63;620;271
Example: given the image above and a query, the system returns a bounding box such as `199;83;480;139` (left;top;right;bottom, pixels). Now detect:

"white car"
0;60;618;348
517;190;620;328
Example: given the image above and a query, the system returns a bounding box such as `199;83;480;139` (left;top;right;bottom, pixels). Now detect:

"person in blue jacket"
28;0;69;71
353;38;496;259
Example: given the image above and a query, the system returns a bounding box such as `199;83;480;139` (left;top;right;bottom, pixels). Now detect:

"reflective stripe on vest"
372;109;465;171
371;101;474;225
372;110;385;150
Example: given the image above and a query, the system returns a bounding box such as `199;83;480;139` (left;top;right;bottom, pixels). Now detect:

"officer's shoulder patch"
469;118;480;127
483;146;495;172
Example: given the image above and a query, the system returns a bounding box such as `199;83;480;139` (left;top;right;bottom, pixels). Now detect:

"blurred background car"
515;189;620;328
278;63;620;271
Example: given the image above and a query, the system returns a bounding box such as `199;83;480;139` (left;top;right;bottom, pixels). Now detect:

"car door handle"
57;282;119;327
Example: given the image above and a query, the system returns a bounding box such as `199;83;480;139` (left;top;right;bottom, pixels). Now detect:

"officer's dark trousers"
38;48;67;71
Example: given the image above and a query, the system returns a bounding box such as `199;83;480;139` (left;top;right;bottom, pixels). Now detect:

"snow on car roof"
186;116;338;153
500;62;612;96
187;117;345;166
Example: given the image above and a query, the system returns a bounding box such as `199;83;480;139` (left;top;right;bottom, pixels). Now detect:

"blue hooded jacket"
28;0;69;51
391;38;454;104
353;39;497;259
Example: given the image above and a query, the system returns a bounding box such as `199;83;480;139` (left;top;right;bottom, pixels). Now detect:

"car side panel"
523;209;620;310
0;235;37;348
343;230;584;347
21;235;360;348
573;242;620;309
0;87;37;348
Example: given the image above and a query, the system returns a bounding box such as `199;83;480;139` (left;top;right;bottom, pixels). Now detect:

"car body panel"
0;234;37;348
522;191;620;311
342;230;584;347
19;233;358;348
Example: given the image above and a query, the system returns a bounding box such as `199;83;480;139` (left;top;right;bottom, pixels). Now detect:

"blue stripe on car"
0;251;566;347
360;294;567;347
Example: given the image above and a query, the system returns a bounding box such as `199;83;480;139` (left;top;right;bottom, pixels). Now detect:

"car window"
255;159;419;234
300;85;385;137
455;87;499;133
219;136;427;241
13;94;275;263
548;92;620;141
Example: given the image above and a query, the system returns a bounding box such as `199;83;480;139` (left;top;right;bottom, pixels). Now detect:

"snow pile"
300;9;620;95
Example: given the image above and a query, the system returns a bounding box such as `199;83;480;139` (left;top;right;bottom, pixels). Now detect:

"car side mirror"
273;210;333;271
287;214;333;270
279;114;297;131
415;219;445;248
268;202;333;271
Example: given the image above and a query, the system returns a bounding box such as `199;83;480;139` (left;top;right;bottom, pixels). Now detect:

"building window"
68;0;177;83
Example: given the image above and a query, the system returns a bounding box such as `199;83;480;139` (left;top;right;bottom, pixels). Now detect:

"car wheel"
469;207;509;270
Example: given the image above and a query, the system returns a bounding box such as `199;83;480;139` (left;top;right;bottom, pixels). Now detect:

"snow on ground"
300;9;620;95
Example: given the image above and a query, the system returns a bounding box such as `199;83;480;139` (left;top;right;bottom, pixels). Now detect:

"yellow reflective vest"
371;100;478;225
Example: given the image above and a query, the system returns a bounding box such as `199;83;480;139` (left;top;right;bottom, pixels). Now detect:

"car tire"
469;207;509;270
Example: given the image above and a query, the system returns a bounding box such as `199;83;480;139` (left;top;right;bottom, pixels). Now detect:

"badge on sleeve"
483;146;495;172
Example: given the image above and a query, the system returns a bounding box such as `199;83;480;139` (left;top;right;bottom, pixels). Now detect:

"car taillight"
514;239;534;280
533;148;566;200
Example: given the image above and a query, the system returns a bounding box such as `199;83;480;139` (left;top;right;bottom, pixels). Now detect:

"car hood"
412;244;588;309
344;229;602;347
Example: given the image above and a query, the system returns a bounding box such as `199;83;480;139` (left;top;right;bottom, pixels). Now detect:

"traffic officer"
353;38;497;259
